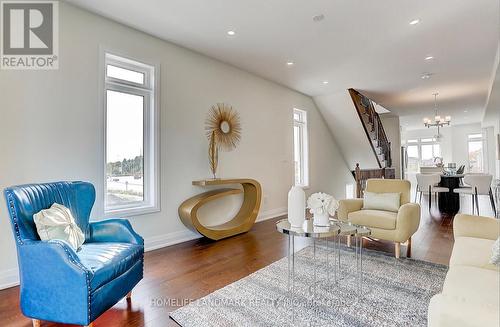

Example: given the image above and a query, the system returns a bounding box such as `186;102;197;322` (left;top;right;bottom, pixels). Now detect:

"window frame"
102;51;160;217
293;108;309;188
467;132;486;173
405;137;441;171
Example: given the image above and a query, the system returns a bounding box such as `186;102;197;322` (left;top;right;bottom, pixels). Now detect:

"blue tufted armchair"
4;181;144;327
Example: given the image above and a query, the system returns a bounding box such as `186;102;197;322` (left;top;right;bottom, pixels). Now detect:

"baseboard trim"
256;207;287;222
145;207;287;252
0;268;19;290
0;207;287;290
144;229;202;252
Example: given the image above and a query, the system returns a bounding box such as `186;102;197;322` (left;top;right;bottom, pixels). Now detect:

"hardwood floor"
0;195;495;327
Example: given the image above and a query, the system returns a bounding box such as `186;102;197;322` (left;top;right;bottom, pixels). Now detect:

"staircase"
348;88;392;168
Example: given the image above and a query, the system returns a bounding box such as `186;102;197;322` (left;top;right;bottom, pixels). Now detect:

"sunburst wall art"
205;103;241;178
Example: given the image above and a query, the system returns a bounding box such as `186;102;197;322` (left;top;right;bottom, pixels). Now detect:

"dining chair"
415;173;449;211
453;174;495;215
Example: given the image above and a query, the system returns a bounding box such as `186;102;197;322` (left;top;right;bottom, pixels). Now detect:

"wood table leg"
406;237;412;258
126;291;132;300
32;319;41;327
395;242;401;258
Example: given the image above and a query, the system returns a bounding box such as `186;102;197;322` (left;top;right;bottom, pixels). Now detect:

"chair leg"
419;191;422;204
471;195;475;215
347;235;351;247
475;187;479;215
395;242;401;258
414;186;419;203
428;186;432;211
489;188;497;215
126;291;132;300
406;237;412;258
32;320;41;327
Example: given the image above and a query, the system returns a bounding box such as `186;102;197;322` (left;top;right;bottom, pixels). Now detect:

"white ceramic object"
313;212;330;227
287;186;305;227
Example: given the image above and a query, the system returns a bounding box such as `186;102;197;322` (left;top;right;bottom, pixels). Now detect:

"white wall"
379;114;401;178
451;123;487;173
0;3;353;288
485;126;496;179
483;43;500;179
314;92;379;170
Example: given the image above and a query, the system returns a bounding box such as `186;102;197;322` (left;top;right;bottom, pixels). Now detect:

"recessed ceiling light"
409;19;420;25
286;61;294;66
313;14;325;22
322;81;329;85
227;30;236;36
425;56;434;60
421;72;433;79
464;110;468;113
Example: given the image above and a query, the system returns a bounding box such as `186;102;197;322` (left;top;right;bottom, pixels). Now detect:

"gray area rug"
170;244;447;326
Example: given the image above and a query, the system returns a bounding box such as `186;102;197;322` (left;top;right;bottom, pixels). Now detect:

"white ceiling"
66;0;499;130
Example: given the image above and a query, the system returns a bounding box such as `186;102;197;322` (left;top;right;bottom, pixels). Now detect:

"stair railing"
348;88;392;168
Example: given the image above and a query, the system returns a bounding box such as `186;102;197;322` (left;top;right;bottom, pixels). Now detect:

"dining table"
438;174;464;214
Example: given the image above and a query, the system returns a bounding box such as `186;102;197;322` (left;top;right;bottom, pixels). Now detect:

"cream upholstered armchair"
338;179;421;258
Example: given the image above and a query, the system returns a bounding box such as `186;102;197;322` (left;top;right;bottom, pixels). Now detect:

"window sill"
104;204;160;218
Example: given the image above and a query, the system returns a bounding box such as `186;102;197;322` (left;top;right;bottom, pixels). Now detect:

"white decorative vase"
287;186;305;228
313;212;330;227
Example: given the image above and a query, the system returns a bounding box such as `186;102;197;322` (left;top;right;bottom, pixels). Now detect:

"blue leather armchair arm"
88;218;143;245
18;240;92;325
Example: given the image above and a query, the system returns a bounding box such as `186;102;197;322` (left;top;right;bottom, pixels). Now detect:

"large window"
293;109;309;187
468;133;485;173
104;53;159;216
405;138;441;172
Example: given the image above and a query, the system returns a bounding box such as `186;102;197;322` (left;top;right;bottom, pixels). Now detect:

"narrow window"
468;133;485;173
104;53;159;216
293;109;309;187
406;145;420;173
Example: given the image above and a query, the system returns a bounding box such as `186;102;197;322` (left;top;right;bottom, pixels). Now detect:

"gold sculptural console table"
178;178;262;240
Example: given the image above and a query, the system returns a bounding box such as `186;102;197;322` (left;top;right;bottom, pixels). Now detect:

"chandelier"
423;93;451;128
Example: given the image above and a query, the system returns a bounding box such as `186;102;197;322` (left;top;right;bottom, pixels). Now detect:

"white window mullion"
293;109;309;188
103;52;159;217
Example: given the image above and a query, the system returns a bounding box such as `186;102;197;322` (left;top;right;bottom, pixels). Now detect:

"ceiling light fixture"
313;14;325;22
322;81;329;85
227;30;236;36
286;61;294;66
421;72;433;79
423;93;451;139
409;19;420;25
464;110;468;113
425;56;434;60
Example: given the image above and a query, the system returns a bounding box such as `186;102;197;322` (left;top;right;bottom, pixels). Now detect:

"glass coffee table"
333;219;371;295
276;219;340;299
276;218;371;297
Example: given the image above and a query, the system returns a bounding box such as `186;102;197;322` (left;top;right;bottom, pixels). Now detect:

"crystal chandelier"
423;93;451;129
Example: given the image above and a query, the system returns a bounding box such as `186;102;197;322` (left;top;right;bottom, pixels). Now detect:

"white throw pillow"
33;203;85;250
490;237;500;266
362;192;401;212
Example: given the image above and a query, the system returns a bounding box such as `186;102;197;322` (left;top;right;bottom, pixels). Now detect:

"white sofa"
428;214;499;326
